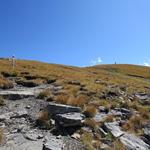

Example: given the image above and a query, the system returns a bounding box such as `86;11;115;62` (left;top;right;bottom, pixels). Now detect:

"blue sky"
0;0;150;66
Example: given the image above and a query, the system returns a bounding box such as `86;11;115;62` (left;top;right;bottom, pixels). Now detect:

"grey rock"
43;135;64;150
81;127;93;133
104;122;124;138
0;112;14;121
99;128;108;137
98;106;109;113
68;80;81;85
53;86;63;91
93;113;108;122
46;102;82;116
11;109;28;119
0;84;51;100
56;112;85;127
63;137;85;150
135;93;149;100
120;133;150;150
143;124;150;145
0;133;43;150
25;105;31;109
100;143;110;150
111;108;132;119
24;130;44;141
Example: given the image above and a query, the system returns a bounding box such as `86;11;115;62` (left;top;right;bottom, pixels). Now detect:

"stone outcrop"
46;103;82;116
56;112;85;127
104;122;124;138
120;133;150;150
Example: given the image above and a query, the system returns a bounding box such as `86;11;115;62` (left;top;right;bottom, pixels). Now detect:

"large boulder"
46;103;82;116
56;112;85;127
120;133;150;150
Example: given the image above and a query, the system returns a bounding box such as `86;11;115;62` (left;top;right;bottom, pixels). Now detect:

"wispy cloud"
90;57;103;66
143;60;150;67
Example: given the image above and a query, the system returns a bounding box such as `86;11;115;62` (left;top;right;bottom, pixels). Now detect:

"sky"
0;0;150;67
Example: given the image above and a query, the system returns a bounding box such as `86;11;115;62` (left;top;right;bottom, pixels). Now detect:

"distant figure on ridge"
11;55;16;69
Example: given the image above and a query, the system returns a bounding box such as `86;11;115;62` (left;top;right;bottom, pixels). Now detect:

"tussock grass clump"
67;95;87;107
83;118;99;132
103;115;115;123
122;115;144;135
81;131;101;150
83;105;97;118
37;90;51;99
36;110;52;129
0;128;3;143
46;77;56;84
81;132;94;150
1;71;18;77
16;78;45;87
0;97;5;106
0;76;13;89
55;93;69;104
55;93;87;107
109;139;125;150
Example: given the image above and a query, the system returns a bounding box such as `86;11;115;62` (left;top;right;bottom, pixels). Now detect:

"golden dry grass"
36;110;52;129
0;59;149;94
83;105;98;118
0;128;3;144
122;115;145;135
37;90;52;99
0;59;150;127
0;96;5;106
110;139;126;150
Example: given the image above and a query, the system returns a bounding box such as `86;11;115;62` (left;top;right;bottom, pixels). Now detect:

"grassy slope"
0;59;150;93
0;59;150;147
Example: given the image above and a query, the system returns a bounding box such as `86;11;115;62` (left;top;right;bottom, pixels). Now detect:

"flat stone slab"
46;103;82;116
120;133;150;150
0;84;51;100
56;112;85;127
104;122;124;138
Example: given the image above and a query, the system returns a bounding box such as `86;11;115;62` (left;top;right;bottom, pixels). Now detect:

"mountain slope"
0;59;150;149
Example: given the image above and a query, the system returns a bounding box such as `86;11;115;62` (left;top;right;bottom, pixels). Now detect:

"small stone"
71;133;81;140
26;105;31;109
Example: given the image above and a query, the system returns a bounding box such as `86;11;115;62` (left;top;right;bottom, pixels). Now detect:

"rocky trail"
0;77;84;150
0;77;149;150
